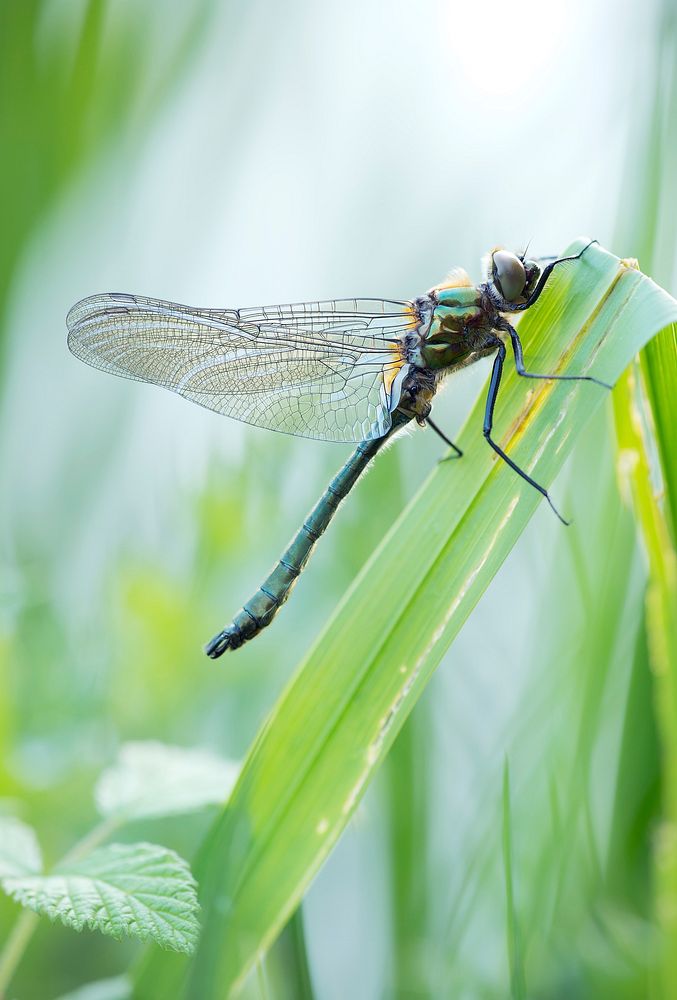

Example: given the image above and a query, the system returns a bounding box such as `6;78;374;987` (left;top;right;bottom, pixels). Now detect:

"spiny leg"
499;320;613;390
427;416;463;459
483;341;569;525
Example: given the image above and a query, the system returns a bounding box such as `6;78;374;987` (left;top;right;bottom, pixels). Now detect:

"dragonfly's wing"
67;293;419;443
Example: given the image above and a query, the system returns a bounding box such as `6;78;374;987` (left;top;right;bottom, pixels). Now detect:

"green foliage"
3;3;677;998
0;817;42;878
2;841;199;953
0;0;215;360
610;2;677;989
613;364;677;993
0;742;237;993
95;742;239;822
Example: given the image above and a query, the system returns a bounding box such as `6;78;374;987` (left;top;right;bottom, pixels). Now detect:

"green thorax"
420;285;484;370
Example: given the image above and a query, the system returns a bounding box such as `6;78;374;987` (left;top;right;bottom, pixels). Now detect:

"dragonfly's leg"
514;239;598;311
500;320;612;389
427;416;463;459
483;340;569;525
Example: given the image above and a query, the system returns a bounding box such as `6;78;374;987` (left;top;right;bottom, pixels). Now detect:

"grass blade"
135;242;677;998
613;364;677;992
642;327;677;539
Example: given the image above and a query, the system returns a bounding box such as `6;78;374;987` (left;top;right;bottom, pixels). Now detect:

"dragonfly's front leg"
514;239;598;311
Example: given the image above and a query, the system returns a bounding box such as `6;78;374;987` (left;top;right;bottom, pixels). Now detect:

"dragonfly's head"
488;249;541;307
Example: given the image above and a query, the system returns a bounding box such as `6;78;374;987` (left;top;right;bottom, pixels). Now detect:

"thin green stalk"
256;957;271;1000
265;906;315;1000
0;910;39;1000
57;814;122;867
283;909;315;1000
502;761;526;1000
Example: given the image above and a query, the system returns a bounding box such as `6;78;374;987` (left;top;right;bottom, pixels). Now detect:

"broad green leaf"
2;843;199;953
0;816;42;877
95;741;239;821
136;242;677;998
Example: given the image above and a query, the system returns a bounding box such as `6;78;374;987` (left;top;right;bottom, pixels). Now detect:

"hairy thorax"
396;284;500;423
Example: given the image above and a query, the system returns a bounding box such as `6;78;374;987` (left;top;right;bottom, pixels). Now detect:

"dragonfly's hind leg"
483;339;569;525
427;416;463;459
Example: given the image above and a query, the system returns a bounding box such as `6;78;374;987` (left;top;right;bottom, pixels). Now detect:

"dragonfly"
67;241;609;657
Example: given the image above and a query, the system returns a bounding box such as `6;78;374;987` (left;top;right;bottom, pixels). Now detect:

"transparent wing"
66;293;418;443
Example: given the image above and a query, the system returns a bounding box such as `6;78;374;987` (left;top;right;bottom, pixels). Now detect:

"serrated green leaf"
2;843;199;953
0;816;42;877
95;742;239;821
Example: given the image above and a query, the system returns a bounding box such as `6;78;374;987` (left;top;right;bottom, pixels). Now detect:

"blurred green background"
1;0;676;997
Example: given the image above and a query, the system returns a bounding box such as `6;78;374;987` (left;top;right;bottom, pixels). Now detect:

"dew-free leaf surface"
0;817;42;878
3;843;199;953
95;741;239;821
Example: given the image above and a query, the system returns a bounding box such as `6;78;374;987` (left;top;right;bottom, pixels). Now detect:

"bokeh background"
1;0;676;997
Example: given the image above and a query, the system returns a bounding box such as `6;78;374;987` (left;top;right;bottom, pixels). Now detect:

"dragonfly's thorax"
414;285;497;372
393;285;493;425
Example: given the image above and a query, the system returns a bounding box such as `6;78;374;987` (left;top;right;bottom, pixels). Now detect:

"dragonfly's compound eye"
492;250;527;302
522;259;541;298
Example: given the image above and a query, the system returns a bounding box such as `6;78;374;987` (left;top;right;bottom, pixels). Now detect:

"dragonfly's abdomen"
205;413;411;656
